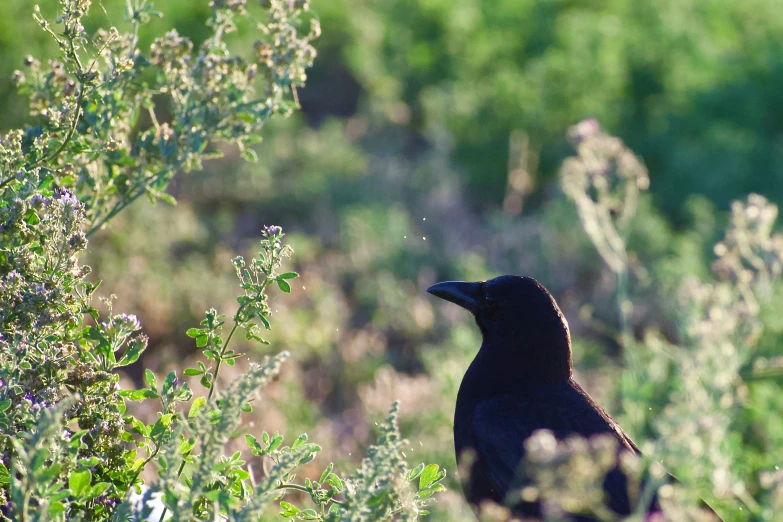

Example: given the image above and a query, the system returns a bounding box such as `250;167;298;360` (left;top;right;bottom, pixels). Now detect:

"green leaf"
299;509;319;520
144;369;157;390
117;343;143;366
196;334;208;348
69;469;92;497
178;437;196;455
147;187;177;205
150;414;173;437
258;313;271;330
292;433;308;450
245;434;263;452
48;501;67;516
70;430;88;446
162;371;178;394
76;457;101;468
186;328;201;338
325;473;343;491
189;396;207;418
320;462;333;484
87;482;111;499
84;281;101;297
38;463;63;482
416;484;446;500
407;463;425;482
184;367;203;376
38;175;54;189
241;147;258;163
277;279;291;293
278;272;298;279
0;461;9;486
268;433;283;452
50;488;71;502
419;464;442;490
280;501;300;517
299;451;316;465
118;388;158;401
24;208;40;225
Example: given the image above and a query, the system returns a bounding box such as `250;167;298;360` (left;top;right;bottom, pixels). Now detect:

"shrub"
0;1;445;520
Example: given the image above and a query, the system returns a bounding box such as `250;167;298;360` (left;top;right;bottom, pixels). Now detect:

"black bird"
427;275;718;521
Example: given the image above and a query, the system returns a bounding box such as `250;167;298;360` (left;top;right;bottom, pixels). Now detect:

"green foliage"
557;120;783;520
4;0;318;236
311;0;783;216
3;0;782;520
0;1;444;521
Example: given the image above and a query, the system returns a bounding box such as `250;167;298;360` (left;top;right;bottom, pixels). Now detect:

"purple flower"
29;194;48;208
53;187;80;208
53;187;73;199
263;225;282;236
96;495;118;508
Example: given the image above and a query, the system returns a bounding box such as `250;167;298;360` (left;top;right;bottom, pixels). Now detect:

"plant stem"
616;265;639;381
0;176;15;191
34;36;86;169
86;163;178;236
276;483;345;506
207;305;245;403
158;303;246;522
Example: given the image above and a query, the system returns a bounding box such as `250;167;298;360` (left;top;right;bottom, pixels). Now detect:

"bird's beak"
426;281;481;315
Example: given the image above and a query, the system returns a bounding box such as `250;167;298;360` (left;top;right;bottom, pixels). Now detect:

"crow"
427;275;721;521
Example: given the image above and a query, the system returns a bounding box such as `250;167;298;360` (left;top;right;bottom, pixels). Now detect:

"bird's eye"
485;296;496;308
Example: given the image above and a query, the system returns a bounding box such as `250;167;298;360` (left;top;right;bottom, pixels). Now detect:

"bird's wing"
472;388;639;513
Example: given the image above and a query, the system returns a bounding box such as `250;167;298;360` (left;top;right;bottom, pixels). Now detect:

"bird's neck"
464;339;573;397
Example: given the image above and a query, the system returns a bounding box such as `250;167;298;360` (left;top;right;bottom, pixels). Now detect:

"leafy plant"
0;1;445;520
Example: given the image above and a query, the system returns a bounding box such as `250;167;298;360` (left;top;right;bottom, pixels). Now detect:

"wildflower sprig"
560;119;651;379
2;0;318;237
183;226;296;400
560;120;783;519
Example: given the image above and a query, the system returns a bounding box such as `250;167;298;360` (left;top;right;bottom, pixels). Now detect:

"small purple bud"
96;491;118;506
263;225;282;236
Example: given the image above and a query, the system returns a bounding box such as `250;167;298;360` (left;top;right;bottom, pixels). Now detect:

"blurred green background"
3;0;783;519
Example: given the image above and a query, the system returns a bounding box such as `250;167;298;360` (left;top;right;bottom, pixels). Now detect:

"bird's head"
427;275;573;380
